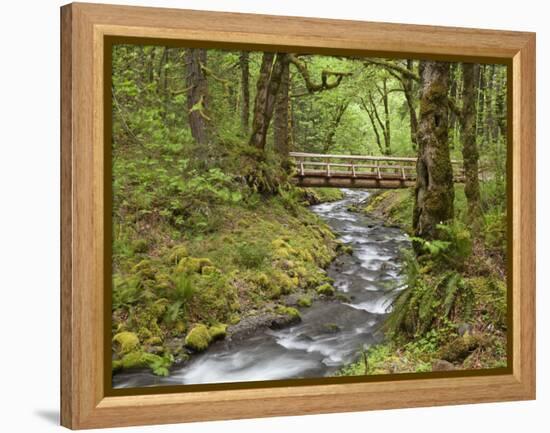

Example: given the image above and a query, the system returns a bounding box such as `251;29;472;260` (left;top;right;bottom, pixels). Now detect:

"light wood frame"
61;2;536;429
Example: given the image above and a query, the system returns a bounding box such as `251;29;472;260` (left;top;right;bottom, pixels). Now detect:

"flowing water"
113;189;410;388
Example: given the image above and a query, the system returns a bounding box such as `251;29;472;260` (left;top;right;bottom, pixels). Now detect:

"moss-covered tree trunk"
249;53;287;151
460;63;482;230
185;48;209;145
274;57;291;165
239;51;250;133
402;60;419;151
413;60;455;240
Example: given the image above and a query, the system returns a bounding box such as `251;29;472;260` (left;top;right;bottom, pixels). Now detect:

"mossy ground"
337;186;508;376
112;191;341;375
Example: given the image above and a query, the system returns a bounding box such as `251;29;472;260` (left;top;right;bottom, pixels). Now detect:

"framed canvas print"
60;2;536;429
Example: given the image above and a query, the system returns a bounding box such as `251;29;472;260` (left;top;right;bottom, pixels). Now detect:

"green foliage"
410;221;472;269
234;241;271;269
297;296;313;308
112;275;141;310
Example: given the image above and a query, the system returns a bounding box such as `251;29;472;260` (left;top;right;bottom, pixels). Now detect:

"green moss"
271;239;290;249
184;324;212;351
154;272;172;290
132;239;149;253
175;257;214;274
112;331;140;355
166;244;189;264
276;305;301;320
174;321;186;334
229;314;241;325
316;283;335;296
297;296;312;307
208;323;228;340
201;265;218;275
113;350;172;376
271;271;299;296
132;259;157;279
145;336;163;345
439;334;486;363
337;243;353;255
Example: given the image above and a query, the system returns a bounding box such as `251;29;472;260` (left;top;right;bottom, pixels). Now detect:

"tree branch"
288;54;352;95
364;59;420;82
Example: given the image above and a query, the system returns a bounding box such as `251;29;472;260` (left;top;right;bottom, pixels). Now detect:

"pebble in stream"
112;189;410;388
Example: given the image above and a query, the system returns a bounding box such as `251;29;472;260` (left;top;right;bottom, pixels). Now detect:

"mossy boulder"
439;334;485;362
112;331;140;355
316;283;335;297
276;306;301;321
297;296;312;308
175;257;214;274
208;323;228;341
112;351;172;376
336;243;353;255
184;324;212;351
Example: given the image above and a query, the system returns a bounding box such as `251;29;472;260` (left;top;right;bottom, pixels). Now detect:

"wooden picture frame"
61;2;535;429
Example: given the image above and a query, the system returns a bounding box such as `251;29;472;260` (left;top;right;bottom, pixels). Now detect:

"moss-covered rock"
336;243;354;255
112;331;140;355
175;257;214;274
112;350;172;376
208;323;228;340
276;306;301;321
184;324;212;351
316;283;335;297
439;334;485;362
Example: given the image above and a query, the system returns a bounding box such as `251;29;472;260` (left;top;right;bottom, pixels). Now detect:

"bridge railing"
289;152;465;181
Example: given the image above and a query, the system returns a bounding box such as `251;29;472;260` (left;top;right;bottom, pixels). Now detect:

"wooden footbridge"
289;152;465;189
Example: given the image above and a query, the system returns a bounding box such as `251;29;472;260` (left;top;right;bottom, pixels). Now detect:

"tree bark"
460;63;482;230
185;48;209;145
413;61;455;241
249;53;287;152
239;51;250;133
274;58;291;160
402;60;419;150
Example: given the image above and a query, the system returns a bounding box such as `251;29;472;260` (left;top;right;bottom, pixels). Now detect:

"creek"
113;189;410;388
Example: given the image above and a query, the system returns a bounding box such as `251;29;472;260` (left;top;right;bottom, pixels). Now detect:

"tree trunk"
402;59;419;150
413;61;455;241
185;48;209;145
249;53;287;152
239;51;250;133
274;58;291;161
381;78;391;155
460;63;482;230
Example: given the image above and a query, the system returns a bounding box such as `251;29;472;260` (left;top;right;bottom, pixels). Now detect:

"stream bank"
113;189;410;388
